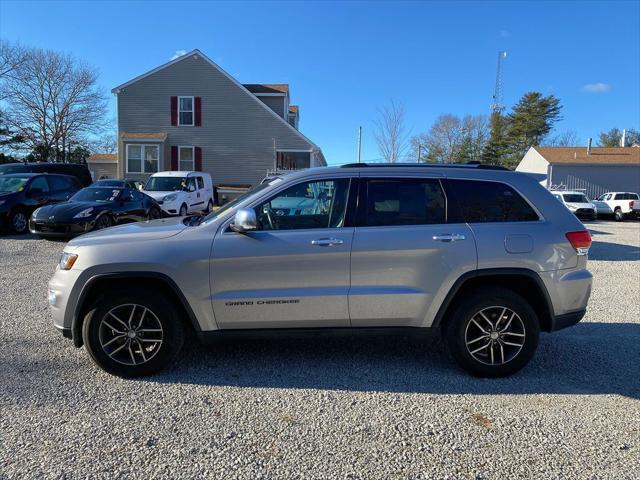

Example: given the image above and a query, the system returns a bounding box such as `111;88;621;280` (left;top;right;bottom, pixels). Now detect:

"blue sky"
1;0;638;164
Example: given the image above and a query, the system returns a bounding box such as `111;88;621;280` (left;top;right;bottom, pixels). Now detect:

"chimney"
621;129;627;147
587;138;592;156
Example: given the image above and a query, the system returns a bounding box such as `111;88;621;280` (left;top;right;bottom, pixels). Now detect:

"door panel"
349;224;476;327
349;177;477;327
210;176;354;329
211;228;353;328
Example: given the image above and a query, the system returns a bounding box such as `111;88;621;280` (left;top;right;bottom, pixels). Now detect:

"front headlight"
32;207;41;217
59;252;78;270
164;193;178;202
73;208;94;218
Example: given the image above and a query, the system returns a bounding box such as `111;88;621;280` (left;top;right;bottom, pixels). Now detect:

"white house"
516;146;640;198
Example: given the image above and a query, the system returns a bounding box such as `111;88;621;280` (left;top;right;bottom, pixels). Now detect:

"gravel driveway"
1;221;639;479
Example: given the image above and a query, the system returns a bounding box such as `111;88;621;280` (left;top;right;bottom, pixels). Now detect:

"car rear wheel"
149;206;162;220
10;209;28;234
95;214;113;230
614;208;624;222
82;287;185;377
444;287;540;377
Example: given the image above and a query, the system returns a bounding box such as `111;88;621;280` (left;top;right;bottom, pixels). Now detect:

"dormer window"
178;96;194;126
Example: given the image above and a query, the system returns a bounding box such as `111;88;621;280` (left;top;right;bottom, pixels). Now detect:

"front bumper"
550;309;586;331
30;218;95;237
573;208;596;219
156;200;180;216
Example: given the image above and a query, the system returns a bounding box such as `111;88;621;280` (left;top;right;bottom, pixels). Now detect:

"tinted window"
131;190;144;201
71;188;121;203
363;178;446;226
29;176;50;193
48;175;74;191
630;193;639;200
563;193;588;203
255;179;350;230
446;179;538;223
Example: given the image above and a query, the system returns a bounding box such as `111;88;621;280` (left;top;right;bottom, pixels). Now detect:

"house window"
178;96;194;126
127;144;159;173
179;146;194;171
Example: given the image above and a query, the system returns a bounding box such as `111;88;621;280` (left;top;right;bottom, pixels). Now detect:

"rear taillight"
566;230;592;255
630;201;635;209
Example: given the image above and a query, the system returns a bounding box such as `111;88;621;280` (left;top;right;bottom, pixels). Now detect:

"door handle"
311;238;344;247
432;233;466;242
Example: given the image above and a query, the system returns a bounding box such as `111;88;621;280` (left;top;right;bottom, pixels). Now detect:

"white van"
143;171;214;216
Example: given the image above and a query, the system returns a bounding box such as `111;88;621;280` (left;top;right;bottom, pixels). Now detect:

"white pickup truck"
592;192;640;221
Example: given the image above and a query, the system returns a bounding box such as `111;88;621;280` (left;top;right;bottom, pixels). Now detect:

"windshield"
145;176;186;192
563;193;589;203
94;180;123;187
201;179;281;224
71;187;121;203
0;176;29;193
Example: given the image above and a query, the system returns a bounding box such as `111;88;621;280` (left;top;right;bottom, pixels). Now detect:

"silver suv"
48;164;593;378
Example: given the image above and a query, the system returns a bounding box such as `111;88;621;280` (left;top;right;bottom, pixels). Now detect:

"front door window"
254;179;350;230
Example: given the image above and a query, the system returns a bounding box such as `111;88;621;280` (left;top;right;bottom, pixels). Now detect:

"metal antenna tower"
490;51;507;113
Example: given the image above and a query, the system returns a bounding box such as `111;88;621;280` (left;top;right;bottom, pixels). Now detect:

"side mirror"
230;208;257;233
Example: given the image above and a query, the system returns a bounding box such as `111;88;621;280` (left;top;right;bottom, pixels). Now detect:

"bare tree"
0;40;27;101
411;114;488;163
373;100;410;163
89;127;118;154
542;129;579;147
3;46;107;160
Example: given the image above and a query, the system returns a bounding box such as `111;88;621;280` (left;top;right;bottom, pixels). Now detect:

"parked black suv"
0;162;92;187
0;173;82;233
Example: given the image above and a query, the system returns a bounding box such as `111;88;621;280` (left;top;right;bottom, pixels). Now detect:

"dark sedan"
29;186;162;238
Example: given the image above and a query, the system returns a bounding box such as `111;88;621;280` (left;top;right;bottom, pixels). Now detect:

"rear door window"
361;178;446;226
445;179;539;223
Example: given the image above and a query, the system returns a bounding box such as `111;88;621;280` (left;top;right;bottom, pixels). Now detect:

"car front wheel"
445;287;540;377
82;287;185;377
10;209;28;234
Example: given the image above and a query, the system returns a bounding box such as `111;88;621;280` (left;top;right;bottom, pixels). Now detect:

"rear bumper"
550;309;586;331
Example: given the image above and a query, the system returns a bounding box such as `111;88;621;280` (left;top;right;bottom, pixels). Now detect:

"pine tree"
504;92;562;166
482;111;508;165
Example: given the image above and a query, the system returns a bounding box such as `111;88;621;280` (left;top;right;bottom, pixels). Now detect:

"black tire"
444;287;540;377
81;287;185;377
179;204;188;216
614;208;624;222
94;214;113;230
149;206;162;220
204;199;214;214
10;209;29;234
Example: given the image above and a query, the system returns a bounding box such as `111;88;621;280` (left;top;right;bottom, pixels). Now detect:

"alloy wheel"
464;306;526;365
12;212;27;233
98;304;164;366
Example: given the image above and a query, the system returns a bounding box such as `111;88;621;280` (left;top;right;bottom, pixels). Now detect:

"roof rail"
339;162;509;171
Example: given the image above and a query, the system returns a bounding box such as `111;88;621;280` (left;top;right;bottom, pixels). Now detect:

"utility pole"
417;144;422;162
357;126;362;163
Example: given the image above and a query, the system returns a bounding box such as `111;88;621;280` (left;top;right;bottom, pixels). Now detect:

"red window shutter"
194;97;202;126
195;146;202;171
170;96;177;126
171;146;178;170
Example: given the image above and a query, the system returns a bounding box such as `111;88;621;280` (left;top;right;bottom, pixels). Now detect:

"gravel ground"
1;221;639;479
